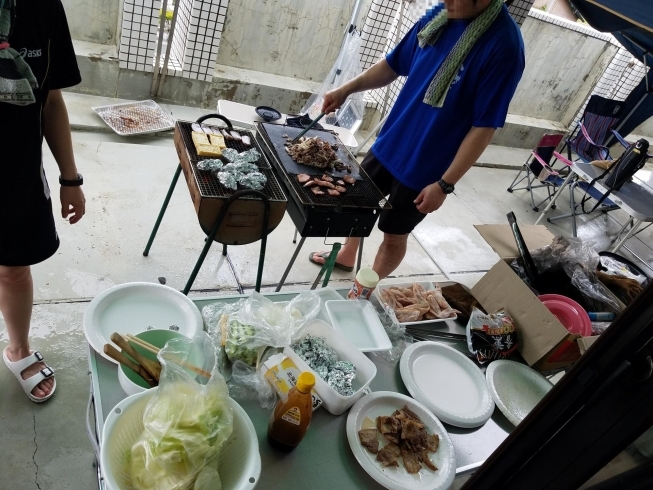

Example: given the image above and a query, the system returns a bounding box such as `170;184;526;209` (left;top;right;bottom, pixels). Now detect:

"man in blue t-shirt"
310;0;525;279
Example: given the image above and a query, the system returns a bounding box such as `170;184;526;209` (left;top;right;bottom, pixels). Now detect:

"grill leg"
183;190;270;295
275;237;306;292
222;244;228;256
293;229;298;244
356;237;364;274
312;242;342;290
143;164;182;256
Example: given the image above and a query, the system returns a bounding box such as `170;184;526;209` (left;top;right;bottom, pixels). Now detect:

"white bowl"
101;390;261;490
84;282;203;364
284;319;377;415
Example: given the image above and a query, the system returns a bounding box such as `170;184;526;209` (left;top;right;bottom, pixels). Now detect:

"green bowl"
118;330;185;395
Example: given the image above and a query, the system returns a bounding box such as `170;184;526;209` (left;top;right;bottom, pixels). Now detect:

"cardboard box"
472;224;585;372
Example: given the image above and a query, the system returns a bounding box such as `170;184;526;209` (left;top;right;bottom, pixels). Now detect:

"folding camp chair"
562;95;624;163
507;133;574;211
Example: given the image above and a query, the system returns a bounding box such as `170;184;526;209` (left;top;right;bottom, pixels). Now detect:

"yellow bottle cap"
296;372;316;393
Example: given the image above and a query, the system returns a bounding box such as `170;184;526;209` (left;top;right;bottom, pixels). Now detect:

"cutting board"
261;123;362;180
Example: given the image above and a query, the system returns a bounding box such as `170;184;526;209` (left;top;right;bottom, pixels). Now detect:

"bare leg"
310;237;360;268
0;265;53;398
373;233;409;280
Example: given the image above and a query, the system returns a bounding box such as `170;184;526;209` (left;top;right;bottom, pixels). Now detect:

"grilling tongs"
507;211;540;287
291;113;326;144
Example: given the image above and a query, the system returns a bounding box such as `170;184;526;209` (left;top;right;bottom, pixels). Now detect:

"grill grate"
93;100;176;136
256;123;389;210
177;121;286;202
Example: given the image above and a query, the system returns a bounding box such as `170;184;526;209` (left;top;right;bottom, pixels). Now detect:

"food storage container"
284;320;377;415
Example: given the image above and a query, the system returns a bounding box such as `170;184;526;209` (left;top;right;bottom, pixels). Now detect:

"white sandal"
3;347;57;403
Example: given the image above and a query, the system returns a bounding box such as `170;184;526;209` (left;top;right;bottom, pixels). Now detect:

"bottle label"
281;406;301;426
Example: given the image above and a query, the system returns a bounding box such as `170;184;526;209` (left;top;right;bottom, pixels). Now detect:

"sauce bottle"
268;372;315;450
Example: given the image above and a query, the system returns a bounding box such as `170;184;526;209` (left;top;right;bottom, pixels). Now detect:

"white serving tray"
374;280;458;326
325;300;392;352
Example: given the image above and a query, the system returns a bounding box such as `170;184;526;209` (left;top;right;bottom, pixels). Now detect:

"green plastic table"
86;290;513;489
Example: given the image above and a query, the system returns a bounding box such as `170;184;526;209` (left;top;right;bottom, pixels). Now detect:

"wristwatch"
437;179;455;194
59;173;84;187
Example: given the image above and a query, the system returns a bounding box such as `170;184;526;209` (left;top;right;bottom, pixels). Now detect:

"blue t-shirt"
371;5;525;191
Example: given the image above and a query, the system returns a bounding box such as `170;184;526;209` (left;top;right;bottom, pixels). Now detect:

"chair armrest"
531;151;559;175
611;129;630;148
552;151;573;167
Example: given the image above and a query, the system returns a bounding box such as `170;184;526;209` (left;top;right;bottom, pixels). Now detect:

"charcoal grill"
143;114;287;293
255;121;390;290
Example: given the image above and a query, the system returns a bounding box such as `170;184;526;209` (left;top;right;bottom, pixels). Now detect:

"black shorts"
0;164;59;267
362;151;427;235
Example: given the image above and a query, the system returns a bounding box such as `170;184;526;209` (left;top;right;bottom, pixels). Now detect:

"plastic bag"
228;359;278;410
301;31;365;132
511;236;621;313
203;300;259;366
368;297;412;363
130;333;233;490
237;291;320;349
466;307;519;364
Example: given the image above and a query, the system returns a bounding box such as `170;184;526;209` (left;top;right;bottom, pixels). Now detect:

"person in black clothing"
0;0;85;402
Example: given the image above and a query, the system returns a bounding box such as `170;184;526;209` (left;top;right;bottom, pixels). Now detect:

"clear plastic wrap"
511;236;621;313
238;291;321;349
130;333;233;490
368;297;412;363
301;32;365;131
228;359;278;410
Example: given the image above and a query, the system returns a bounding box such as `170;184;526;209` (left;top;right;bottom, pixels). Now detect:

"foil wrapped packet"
224;162;259;174
217;171;238;190
292;335;356;396
221;148;240;162
196;159;223;171
239;172;267;191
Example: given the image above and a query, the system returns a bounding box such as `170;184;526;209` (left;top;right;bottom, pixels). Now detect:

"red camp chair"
507;133;574;211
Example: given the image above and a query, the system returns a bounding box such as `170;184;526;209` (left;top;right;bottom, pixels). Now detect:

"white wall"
62;0;120;45
510;14;619;126
215;0;357;82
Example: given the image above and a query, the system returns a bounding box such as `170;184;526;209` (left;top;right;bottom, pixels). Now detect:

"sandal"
3;347;57;403
309;251;354;272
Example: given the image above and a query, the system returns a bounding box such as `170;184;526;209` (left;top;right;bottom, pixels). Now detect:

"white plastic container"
284;320;377;415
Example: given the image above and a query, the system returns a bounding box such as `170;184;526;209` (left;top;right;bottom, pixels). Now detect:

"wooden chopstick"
125;334;212;379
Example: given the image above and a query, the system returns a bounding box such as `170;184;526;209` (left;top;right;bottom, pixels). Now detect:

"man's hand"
60;186;86;224
414;183;447;214
322;87;349;114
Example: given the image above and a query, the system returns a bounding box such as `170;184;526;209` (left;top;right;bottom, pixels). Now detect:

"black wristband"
59;173;83;187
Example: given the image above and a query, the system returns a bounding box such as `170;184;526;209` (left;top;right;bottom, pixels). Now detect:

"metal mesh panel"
570;47;649;130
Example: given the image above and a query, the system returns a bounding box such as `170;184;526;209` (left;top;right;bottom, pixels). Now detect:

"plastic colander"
101;390;261;490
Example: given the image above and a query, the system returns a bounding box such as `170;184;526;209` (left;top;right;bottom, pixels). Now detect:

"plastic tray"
374;280;458;326
284;320;377;415
325;300;392;352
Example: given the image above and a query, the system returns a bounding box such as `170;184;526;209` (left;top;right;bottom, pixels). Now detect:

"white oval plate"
485;360;553;426
83;282;202;364
400;342;494;428
346;391;456;490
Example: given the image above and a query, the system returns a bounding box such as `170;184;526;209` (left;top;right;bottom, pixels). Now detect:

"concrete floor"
1;109;652;488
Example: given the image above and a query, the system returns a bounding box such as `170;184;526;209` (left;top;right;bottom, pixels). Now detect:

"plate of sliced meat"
347;391;456;490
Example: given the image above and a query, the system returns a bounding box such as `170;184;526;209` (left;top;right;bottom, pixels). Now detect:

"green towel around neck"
417;0;503;108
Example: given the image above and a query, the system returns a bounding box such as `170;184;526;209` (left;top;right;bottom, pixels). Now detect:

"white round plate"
346;391;456;490
83;282;202;364
400;342;495;428
485;360;553;426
